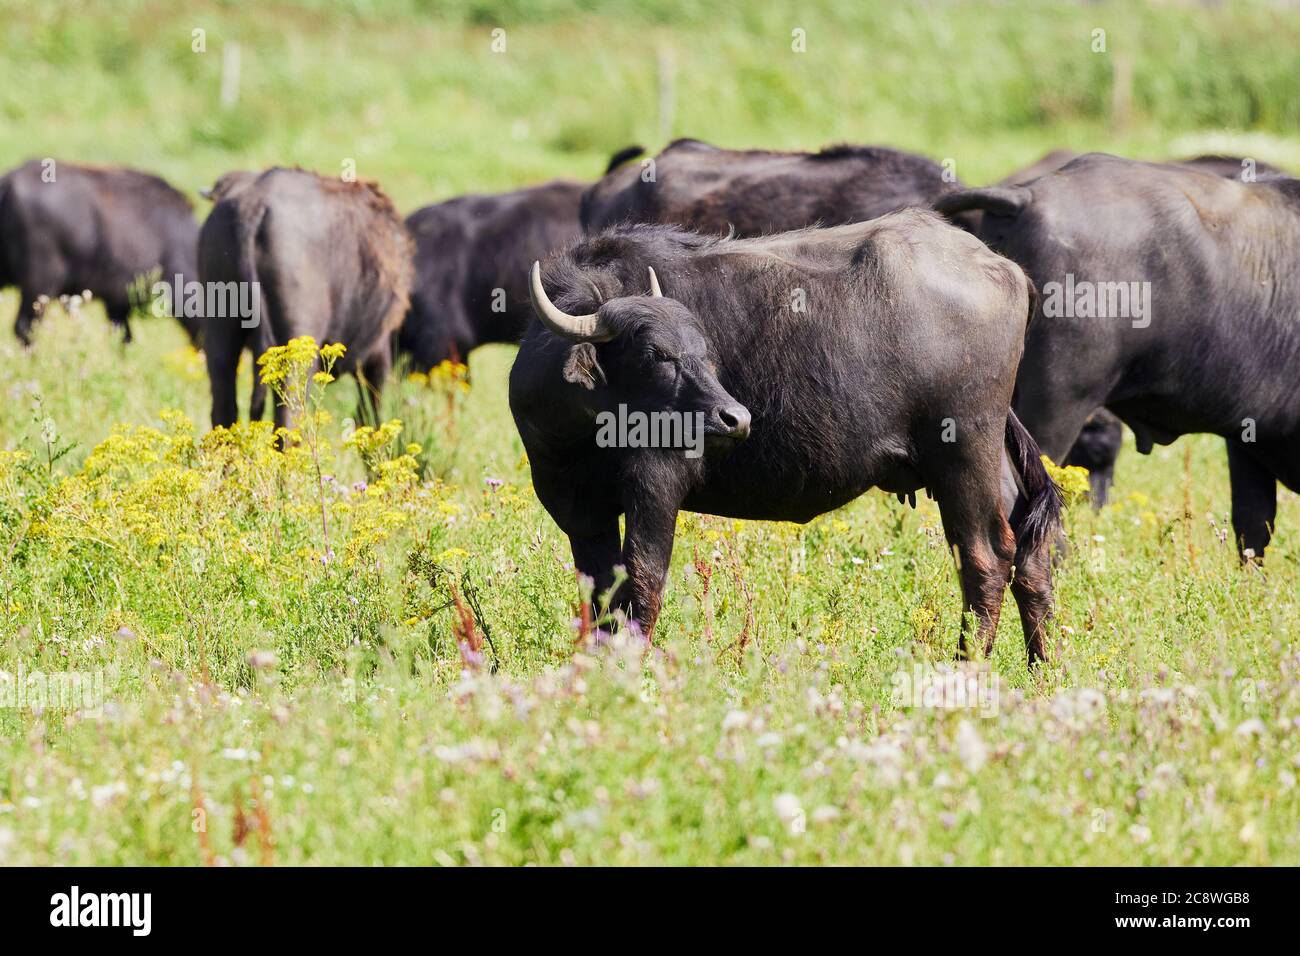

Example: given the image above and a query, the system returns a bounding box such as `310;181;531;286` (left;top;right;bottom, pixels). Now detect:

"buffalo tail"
1004;410;1063;555
934;185;1032;220
236;202;270;421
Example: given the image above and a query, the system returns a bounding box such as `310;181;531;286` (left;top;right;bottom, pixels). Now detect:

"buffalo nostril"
716;405;751;439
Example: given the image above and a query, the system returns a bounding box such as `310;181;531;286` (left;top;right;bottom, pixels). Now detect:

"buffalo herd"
1;141;1295;666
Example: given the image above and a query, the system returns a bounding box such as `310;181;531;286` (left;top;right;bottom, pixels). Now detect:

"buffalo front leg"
14;246;67;344
14;291;46;346
1226;440;1277;562
106;299;134;344
619;469;686;640
569;524;623;618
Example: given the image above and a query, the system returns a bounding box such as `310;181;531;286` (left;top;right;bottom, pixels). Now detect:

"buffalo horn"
528;261;609;341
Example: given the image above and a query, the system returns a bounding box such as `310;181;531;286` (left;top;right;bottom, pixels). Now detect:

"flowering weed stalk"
257;337;347;564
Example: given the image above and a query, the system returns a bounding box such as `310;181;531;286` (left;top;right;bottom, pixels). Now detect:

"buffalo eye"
652;346;673;363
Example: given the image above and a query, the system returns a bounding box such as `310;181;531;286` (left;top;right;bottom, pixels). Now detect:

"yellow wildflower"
1040;456;1091;508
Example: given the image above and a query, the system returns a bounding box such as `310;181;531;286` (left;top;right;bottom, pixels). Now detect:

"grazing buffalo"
198;168;412;429
936;153;1300;559
580;138;965;237
400;179;584;368
0;159;200;344
510;212;1062;663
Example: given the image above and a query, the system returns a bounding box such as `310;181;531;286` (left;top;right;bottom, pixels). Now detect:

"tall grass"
1;305;1297;864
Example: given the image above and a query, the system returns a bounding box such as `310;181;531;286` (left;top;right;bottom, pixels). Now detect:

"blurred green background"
2;0;1297;212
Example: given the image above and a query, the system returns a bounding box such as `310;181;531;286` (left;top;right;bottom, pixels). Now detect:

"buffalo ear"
563;343;607;390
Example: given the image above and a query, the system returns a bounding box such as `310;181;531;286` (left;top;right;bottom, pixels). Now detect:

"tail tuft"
1005;411;1063;554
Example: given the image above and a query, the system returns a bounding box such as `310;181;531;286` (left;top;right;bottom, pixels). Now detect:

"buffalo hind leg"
205;327;243;428
1009;529;1054;665
1005;457;1056;665
1226;440;1277;562
933;469;1016;661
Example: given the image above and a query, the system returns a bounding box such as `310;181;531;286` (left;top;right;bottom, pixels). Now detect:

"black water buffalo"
0;159;199;344
400;179;583;368
980;151;1290;507
936;153;1300;559
580;138;964;237
510;212;1062;663
198;168;412;429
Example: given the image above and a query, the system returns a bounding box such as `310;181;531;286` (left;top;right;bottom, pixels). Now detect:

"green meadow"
0;0;1298;864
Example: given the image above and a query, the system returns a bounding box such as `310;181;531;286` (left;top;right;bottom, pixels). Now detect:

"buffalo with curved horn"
510;213;1061;665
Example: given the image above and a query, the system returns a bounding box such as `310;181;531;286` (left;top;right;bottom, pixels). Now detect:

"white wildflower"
773;793;805;834
722;710;750;732
955;720;988;773
1235;718;1266;737
811;805;841;825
